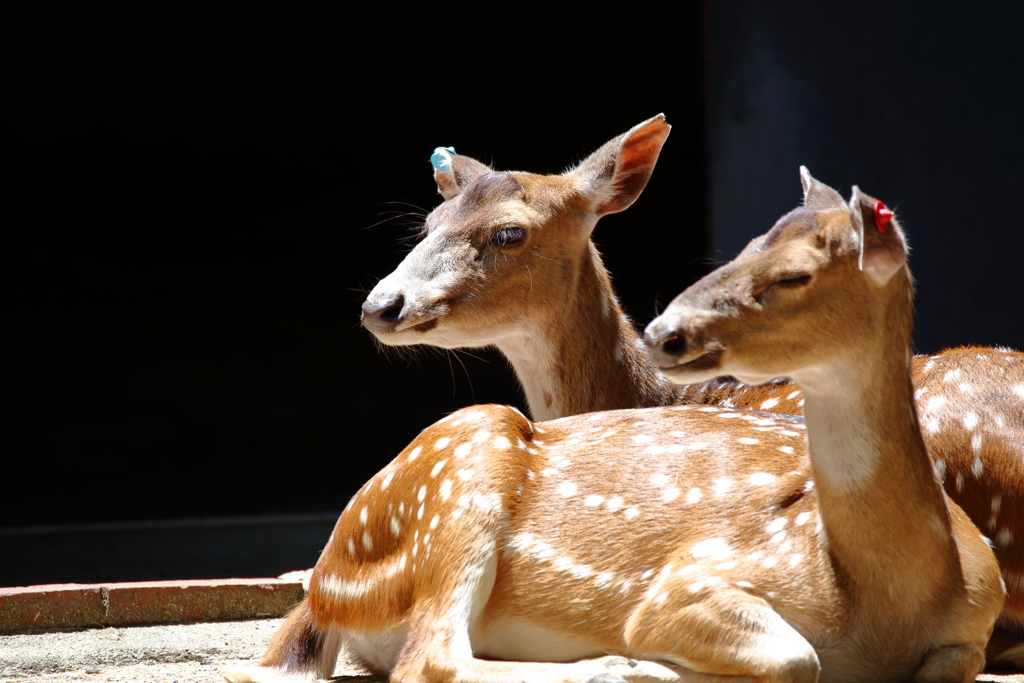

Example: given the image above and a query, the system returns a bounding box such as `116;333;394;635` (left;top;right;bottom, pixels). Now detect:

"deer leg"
913;644;987;683
624;587;820;683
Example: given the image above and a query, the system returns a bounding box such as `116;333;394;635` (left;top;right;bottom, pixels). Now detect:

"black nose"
660;333;688;358
362;293;405;325
644;328;688;362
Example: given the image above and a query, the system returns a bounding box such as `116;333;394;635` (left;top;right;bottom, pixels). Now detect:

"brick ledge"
0;577;305;633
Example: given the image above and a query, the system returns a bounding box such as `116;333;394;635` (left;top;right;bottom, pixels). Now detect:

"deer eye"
489;226;526;247
775;275;811;288
770;274;811;288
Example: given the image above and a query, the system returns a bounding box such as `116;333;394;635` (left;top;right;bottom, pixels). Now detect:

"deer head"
645;166;910;389
361;115;671;351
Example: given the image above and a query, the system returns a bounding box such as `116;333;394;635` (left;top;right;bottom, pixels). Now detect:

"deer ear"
849;185;907;284
572;114;671;217
431;148;493;201
800;166;845;208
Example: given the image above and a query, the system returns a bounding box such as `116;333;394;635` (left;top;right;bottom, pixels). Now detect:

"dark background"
5;1;1022;585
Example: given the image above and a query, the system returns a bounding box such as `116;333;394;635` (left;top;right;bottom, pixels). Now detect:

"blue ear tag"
431;147;457;174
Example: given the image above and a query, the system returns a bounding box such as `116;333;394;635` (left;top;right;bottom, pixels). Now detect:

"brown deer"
360;116;1024;657
225;171;1003;683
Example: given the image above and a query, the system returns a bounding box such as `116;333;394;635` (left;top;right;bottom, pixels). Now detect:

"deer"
224;170;1004;683
360;115;1024;661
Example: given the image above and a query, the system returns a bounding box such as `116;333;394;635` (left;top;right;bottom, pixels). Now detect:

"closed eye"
752;275;811;302
775;275;811;288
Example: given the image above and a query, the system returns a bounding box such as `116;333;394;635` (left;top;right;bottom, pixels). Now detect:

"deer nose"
362;293;406;326
643;327;689;365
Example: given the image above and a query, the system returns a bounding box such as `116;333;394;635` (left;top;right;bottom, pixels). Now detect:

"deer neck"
494;243;679;421
795;284;957;612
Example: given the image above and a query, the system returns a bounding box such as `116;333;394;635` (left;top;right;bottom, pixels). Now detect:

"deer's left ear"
800;166;845;208
572;114;671;218
849;185;907;284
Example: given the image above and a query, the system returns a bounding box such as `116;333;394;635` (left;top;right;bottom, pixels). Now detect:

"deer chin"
367;316;441;345
657;348;725;384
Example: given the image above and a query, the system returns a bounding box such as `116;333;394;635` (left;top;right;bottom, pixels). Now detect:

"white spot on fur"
795;511;811;526
972;434;984;454
362;531;373;551
408;446;422;461
760;397;780;410
624;506;640;520
606;496;625;512
359;507;369;525
390;516;401;536
1013;384;1024;398
767;518;787;533
748;472;775;485
435;437;451;450
454;443;472;458
493;436;511;449
691;538;733;561
973;457;984;477
663;487;681;502
926;395;948;411
686;488;703;504
584;494;604;507
430;459;448;477
347;538;355;557
962;412;979;430
779;445;795;454
738;437;760;445
780;430;800;437
557;482;578;497
633;434;654;444
925;417;940;434
440;479;453;501
713;479;733;495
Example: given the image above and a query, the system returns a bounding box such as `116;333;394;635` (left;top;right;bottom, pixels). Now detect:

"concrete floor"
1;619;1020;683
0;618;383;682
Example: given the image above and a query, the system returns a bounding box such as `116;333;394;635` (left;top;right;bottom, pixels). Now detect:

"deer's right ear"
572;114;671;217
431;148;493;201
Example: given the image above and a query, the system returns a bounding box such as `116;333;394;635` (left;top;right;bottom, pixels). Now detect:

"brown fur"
363;119;1024;651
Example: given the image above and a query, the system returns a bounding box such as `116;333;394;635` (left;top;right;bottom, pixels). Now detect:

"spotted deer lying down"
360;115;1024;661
225;171;1004;683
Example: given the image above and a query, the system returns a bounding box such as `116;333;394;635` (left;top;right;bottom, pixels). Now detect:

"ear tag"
874;200;893;232
431;147;457;174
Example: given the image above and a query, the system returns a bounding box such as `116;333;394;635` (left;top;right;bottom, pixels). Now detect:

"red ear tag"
874;200;893;232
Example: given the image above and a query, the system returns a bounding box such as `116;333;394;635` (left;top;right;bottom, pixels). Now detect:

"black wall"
707;1;1024;354
5;2;1021;583
6;5;708;533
